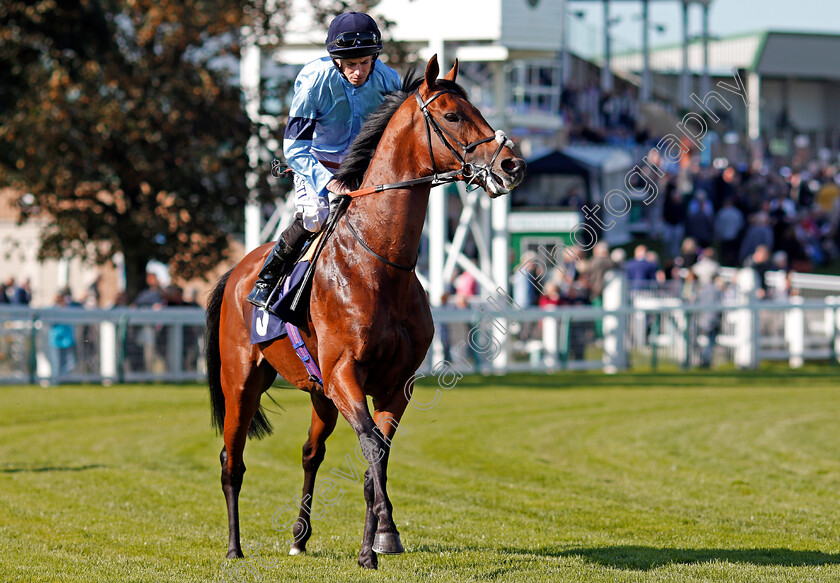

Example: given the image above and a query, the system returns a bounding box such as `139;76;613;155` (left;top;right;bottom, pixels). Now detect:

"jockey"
247;11;402;309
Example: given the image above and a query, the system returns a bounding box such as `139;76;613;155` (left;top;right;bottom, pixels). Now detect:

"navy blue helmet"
325;12;383;59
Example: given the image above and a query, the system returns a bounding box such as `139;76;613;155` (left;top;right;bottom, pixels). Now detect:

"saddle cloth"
249;231;324;345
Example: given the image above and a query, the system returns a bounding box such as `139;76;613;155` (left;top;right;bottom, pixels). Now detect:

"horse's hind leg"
220;365;274;559
289;392;338;556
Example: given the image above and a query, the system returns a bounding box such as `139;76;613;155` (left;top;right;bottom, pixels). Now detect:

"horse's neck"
345;117;434;271
349;183;431;271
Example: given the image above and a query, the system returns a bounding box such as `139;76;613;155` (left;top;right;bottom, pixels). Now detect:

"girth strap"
285;322;323;386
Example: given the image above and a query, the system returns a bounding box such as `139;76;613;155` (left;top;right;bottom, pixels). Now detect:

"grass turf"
1;368;839;582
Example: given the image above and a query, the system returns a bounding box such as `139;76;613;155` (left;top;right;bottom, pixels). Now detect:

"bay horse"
205;55;526;569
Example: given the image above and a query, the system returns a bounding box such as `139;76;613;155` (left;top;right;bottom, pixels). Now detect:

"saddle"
250;196;349;345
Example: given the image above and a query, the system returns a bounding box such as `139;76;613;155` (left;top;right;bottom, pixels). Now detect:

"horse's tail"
205;269;273;440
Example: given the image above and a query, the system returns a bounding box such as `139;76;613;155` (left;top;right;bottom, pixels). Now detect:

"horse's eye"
444;113;459;123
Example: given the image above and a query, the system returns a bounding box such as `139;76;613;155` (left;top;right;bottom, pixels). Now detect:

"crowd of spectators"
654;160;840;276
557;74;840;279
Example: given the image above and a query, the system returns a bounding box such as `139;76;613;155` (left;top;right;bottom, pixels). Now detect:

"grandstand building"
611;30;840;157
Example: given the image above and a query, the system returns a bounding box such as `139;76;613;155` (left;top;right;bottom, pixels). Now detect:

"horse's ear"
424;54;440;90
443;58;459;83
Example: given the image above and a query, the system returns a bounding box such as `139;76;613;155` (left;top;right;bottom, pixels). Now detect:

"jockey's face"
337;56;373;87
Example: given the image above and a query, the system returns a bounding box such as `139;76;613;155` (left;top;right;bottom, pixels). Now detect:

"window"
507;60;561;116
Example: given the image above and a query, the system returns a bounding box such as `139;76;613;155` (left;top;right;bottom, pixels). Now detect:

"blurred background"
3;0;840;383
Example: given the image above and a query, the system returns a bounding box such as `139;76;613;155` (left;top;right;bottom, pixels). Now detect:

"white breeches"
293;173;330;233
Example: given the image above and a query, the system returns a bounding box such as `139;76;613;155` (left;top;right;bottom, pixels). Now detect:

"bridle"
414;88;514;193
343;87;515;271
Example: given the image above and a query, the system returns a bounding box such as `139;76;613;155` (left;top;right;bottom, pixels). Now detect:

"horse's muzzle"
483;156;526;197
500;157;526;188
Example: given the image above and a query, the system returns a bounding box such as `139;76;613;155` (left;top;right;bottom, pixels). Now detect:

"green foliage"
1;370;839;582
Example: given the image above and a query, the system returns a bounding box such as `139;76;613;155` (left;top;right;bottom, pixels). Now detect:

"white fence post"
829;296;840;365
100;320;117;383
602;272;627;373
168;323;184;379
542;312;558;371
785;295;804;369
734;268;758;369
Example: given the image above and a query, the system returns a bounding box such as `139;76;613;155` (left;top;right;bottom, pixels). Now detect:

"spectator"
109;291;130;309
512;251;540;308
609;247;627;269
49;293;77;376
661;183;687;258
776;223;808;272
134;273;164;308
182;288;200;307
12;278;32;305
692;247;720;287
58;286;81;307
579;242;616;303
712;166;738;208
163;284;188;307
86;276;102;307
0;278;31;305
685;191;715;248
697;276;727;368
745;244;774;300
624;245;660;290
0;278;10;303
714;198;745;267
538;282;563;309
739;212;774;265
453;269;478;300
815;173;840;213
674;237;700;273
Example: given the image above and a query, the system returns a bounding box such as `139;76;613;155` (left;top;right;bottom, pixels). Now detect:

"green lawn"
1;369;840;582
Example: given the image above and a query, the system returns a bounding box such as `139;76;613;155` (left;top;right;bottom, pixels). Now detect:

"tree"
0;0;401;302
0;0;288;301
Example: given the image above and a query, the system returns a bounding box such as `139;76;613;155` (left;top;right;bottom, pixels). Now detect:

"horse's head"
415;55;526;198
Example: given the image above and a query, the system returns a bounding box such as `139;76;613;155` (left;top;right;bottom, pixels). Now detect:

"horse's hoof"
372;532;404;554
358;553;379;569
289;546;306;556
226;549;244;559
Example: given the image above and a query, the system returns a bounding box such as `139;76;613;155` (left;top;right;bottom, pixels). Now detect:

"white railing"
2;287;839;385
0;307;205;385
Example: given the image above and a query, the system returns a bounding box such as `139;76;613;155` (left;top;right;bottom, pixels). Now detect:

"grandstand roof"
611;30;840;80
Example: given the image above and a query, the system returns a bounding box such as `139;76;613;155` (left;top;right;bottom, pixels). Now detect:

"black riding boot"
246;218;311;309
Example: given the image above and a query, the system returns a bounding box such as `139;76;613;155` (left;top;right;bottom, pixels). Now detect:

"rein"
342;88;514;271
346;168;462;198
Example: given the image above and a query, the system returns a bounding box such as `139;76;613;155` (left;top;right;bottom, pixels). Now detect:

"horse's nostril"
501;158;525;176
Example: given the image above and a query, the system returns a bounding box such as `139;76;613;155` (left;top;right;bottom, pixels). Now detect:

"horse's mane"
334;72;469;190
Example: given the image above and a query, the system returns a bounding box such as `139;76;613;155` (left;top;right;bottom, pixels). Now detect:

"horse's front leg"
327;366;407;569
353;419;401;568
358;390;412;567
